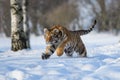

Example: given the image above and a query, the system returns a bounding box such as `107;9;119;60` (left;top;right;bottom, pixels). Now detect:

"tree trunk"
10;0;27;51
98;0;108;31
22;0;30;48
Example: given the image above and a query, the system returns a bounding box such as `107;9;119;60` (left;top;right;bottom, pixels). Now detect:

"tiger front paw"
41;53;50;60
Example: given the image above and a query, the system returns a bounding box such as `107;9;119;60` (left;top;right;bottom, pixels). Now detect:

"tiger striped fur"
42;20;96;59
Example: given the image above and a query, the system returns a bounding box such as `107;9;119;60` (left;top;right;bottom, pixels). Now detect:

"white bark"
11;0;27;51
11;0;23;32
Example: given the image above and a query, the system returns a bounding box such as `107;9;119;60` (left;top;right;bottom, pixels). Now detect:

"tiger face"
44;26;63;45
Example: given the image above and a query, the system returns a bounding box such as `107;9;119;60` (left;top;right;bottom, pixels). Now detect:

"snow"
0;32;120;80
7;70;24;80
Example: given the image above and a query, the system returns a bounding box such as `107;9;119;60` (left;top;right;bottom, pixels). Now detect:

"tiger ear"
53;29;59;33
44;28;49;33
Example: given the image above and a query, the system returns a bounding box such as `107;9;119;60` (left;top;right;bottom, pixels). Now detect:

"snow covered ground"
0;32;120;80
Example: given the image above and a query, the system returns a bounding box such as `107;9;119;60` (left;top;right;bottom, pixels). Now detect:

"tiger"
42;20;97;59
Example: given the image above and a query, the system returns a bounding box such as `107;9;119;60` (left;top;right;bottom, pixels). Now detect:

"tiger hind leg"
80;48;87;57
77;45;87;57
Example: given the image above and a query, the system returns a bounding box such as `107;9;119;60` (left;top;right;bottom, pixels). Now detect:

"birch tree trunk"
10;0;27;51
22;0;30;48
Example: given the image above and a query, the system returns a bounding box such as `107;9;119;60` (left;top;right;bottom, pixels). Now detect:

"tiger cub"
42;20;96;59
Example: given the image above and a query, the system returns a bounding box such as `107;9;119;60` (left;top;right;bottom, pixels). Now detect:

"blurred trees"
0;0;78;36
90;0;120;35
94;0;120;34
0;0;120;37
0;0;11;37
28;0;71;35
45;2;78;27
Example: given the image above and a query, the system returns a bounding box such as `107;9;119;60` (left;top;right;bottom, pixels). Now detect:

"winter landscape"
0;0;120;80
0;32;120;80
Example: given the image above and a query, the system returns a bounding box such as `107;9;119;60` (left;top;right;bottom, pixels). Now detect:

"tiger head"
44;25;64;45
